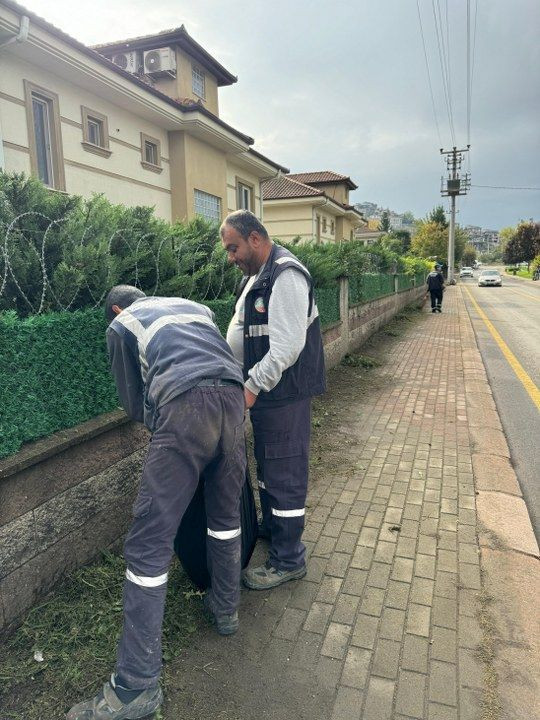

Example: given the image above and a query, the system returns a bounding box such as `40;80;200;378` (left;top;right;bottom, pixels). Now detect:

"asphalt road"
461;268;540;540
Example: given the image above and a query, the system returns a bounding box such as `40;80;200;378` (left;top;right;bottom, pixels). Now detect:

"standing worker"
221;211;326;591
67;287;246;720
426;263;445;313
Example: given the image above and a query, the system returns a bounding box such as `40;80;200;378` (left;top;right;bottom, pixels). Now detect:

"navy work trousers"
250;398;311;571
430;288;443;310
116;385;246;689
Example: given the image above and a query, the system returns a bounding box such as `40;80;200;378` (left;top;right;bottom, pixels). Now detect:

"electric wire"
416;0;443;147
437;0;454;139
470;185;540;191
431;0;455;144
467;0;478;173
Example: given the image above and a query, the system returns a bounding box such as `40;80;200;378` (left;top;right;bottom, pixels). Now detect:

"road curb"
459;285;540;719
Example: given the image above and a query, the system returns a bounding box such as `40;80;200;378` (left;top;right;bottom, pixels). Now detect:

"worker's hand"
244;387;257;409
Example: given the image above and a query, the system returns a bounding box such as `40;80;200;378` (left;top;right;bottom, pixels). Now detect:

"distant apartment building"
262;171;365;244
464;225;500;253
0;0;286;222
354;202;414;234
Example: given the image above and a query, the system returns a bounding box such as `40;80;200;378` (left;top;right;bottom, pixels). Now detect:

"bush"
0;172;237;316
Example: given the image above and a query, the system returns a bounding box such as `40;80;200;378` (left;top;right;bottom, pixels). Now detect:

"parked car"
478;270;502;287
460;267;474;278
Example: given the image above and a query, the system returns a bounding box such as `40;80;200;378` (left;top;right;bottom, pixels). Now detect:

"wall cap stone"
0;409;128;481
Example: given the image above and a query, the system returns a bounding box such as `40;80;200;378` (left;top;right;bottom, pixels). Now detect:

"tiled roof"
288;171;358;190
262;176;324;200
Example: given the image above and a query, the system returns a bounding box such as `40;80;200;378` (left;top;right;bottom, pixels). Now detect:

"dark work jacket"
107;296;243;431
236;244;326;407
426;271;445;291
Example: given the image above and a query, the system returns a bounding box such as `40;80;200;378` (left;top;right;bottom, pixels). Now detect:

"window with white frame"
81;106;111;157
31;93;54;186
192;65;206;99
237;181;252;211
25;80;65;190
140;132;162;171
144;140;159;165
194;189;221;222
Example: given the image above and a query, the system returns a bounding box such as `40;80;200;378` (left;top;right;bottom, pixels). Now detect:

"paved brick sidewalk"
167;288;491;720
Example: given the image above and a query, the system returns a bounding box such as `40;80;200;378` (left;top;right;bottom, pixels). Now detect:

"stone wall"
0;279;424;634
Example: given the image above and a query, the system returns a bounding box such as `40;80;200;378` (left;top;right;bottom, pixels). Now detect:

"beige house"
0;0;286;222
262;171;365;244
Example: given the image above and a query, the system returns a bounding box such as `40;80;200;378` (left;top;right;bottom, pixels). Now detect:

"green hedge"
206;297;236;336
396;274;414;291
348;276;362;306
362;273;395;302
316;285;340;327
0;309;118;459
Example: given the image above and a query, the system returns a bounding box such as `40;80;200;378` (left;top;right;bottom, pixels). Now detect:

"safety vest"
237;244;326;406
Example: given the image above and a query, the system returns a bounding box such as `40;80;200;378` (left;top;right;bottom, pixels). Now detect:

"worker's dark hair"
104;284;146;323
220;210;269;241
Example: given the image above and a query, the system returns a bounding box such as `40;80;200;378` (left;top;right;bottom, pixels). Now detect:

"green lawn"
505;268;533;279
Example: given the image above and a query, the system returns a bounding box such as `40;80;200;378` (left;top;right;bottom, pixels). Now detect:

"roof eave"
92;27;237;87
248;148;289;174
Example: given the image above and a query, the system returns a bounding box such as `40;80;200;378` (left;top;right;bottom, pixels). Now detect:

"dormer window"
192;65;206;99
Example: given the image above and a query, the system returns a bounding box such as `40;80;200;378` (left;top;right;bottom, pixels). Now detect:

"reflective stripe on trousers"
250;397;311;572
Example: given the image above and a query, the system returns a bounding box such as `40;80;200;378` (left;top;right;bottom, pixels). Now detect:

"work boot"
243;559;307;590
203;592;239;635
66;676;162;719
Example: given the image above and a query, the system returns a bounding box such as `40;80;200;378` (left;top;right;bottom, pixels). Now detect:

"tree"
381;230;411;255
427;205;448;228
410;220;466;263
402;211;415;224
514;221;540;269
503;235;522;265
498;226;515;251
503;222;540;268
461;244;477;267
378;210;391;233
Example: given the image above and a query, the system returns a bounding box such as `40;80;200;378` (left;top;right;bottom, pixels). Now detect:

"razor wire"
0;211;234;315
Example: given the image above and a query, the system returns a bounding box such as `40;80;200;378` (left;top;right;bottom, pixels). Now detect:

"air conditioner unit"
111;51;138;73
144;47;176;74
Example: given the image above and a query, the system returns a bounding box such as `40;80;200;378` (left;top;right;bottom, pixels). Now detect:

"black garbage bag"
173;468;258;590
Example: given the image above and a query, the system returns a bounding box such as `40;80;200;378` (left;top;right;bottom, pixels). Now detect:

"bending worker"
67;286;245;720
221;210;326;591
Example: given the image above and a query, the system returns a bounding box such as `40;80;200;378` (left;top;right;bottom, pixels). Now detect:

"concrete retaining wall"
0;279;424;633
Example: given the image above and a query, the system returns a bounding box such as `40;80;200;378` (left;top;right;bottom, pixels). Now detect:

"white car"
460;267;474;278
478;270;502;287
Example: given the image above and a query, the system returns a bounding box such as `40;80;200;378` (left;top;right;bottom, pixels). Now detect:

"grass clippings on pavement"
0;552;204;720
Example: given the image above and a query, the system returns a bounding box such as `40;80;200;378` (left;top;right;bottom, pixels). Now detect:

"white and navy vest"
237;245;326;406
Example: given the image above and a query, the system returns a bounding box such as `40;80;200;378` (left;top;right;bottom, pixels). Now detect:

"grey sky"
20;0;540;228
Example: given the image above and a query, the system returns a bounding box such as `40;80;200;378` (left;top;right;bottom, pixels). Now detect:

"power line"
437;0;454;135
416;0;443;147
471;184;540;191
467;0;478;173
467;0;471;145
431;0;455;144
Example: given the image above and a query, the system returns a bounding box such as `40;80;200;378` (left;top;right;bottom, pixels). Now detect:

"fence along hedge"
0;309;117;458
0;289;343;459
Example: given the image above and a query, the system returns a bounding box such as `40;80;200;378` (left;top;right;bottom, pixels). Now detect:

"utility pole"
440;146;470;283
